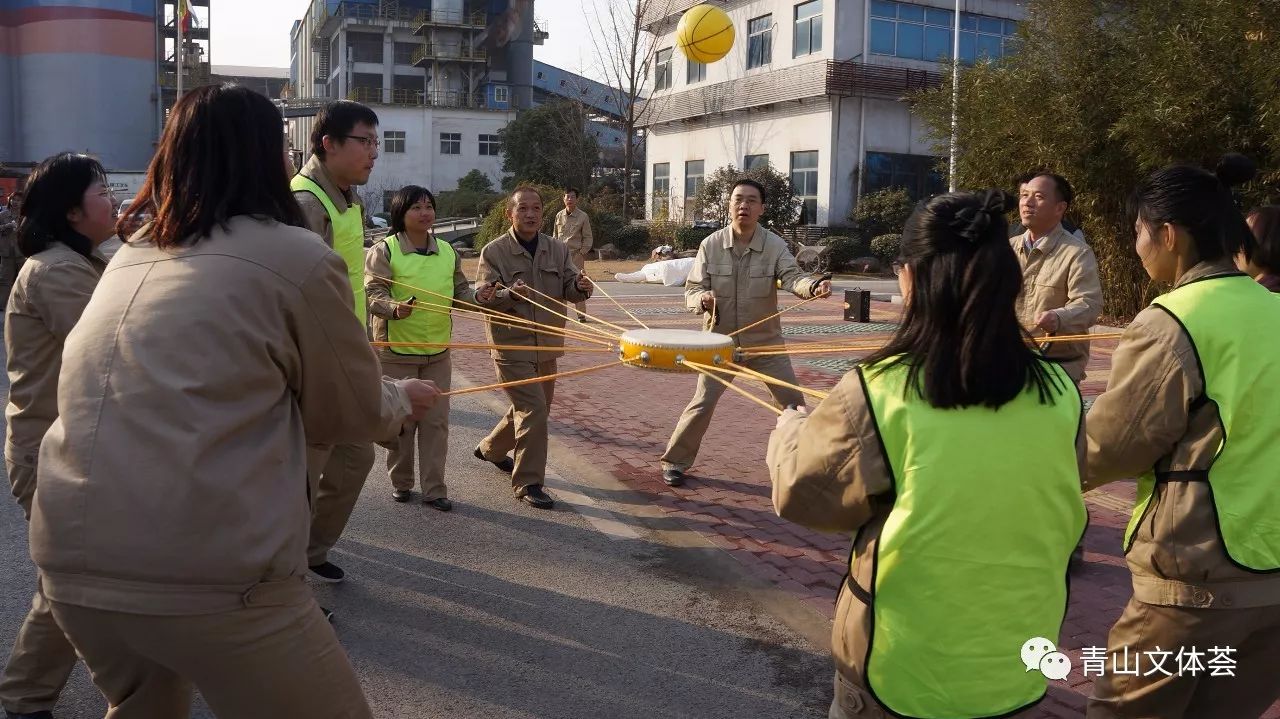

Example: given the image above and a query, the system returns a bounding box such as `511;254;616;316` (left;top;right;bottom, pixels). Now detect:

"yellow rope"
488;282;622;341
371;341;614;353
679;360;783;416
1035;332;1123;343
442;359;625;397
727;293;828;338
368;274;615;345
722;361;830;401
741;343;884;357
512;282;631;335
378;297;615;347
586;277;650;329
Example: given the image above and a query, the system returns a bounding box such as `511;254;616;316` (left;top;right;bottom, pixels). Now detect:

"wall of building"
646;100;833;222
1;0;158;169
359;106;512;212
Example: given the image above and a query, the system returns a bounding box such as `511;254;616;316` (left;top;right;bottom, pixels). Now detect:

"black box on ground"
844;289;871;322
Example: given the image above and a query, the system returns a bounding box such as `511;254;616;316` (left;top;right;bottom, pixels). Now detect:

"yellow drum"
618;329;736;372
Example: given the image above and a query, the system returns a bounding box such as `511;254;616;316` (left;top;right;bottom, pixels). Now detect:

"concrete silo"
0;0;159;170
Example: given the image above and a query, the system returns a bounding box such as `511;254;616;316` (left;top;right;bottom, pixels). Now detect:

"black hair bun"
951;190;1012;245
1215;153;1257;188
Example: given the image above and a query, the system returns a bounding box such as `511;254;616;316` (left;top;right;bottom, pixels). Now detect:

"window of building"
790;151;819;225
348;32;383;64
440;132;461;155
747;15;773;69
494;85;510;103
654;48;673;90
684;160;705;205
863;151;946;200
384;130;406;153
869;1;1016;64
744;154;770;170
479;134;500;156
393;42;417;65
687;58;706;84
652;163;670;216
794;1;822;57
351;72;383;102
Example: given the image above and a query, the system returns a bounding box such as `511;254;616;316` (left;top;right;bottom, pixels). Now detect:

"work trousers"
477;359;557;492
307;442;376;566
381;353;452;499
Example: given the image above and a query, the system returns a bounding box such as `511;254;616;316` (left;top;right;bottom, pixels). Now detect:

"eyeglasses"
341;134;380;150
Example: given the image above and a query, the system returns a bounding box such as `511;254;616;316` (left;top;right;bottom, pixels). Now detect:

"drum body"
618;329;735;372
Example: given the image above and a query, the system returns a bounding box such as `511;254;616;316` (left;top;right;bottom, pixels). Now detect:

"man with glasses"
659;179;831;487
291;101;381;590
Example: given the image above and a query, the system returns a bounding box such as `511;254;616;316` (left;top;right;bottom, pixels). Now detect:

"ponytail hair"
1127;154;1257;263
864;189;1062;409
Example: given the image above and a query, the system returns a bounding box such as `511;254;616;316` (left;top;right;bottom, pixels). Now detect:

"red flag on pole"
178;0;193;32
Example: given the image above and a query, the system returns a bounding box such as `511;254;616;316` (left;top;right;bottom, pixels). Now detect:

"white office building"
640;0;1025;226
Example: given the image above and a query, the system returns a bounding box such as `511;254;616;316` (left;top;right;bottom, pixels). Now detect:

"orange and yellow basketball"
676;4;735;64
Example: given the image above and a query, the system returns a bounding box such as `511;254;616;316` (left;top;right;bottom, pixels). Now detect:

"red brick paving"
446;292;1279;719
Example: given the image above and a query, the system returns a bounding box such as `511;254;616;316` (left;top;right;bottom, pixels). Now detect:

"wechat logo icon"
1022;637;1072;681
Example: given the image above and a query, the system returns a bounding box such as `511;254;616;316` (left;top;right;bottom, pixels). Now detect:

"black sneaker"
308;561;345;584
517;484;554;509
662;468;685;487
424;497;453;512
474;446;515;473
319;606;335;623
391;489;412;503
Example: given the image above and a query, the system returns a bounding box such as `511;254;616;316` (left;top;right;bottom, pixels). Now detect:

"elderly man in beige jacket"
660;179;830;487
553;187;593;321
474;186;593;509
1012;173;1103;383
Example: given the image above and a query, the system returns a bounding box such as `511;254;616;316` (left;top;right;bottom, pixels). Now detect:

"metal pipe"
948;0;960;192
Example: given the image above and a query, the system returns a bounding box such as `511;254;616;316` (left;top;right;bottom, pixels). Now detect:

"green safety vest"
1124;274;1280;571
290;174;367;325
860;359;1086;718
383;235;455;356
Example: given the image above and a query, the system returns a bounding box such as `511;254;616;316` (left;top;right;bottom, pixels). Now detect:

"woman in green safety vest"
768;189;1087;719
365;185;474;511
1084;156;1280;718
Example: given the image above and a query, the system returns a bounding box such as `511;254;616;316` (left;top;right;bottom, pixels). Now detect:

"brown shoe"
424;497;453;512
516;484;554;509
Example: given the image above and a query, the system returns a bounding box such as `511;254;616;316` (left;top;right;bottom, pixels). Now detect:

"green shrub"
824;236;871;271
592;211;626;250
851;188;914;239
648;219;680;248
674;225;717;251
610;225;651;256
870;234;903;262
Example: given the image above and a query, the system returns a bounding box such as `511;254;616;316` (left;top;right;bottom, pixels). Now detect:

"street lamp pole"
948;0;960;192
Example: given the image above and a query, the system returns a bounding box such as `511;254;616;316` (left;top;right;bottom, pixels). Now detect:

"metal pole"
175;1;184;100
948;0;960;192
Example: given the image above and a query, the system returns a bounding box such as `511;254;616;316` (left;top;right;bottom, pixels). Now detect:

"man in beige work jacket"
553;187;593;321
1012;173;1102;383
474;186;592;509
292;100;380;585
661;179;830;487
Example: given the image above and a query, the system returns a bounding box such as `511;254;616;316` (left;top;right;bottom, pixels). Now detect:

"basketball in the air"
676;4;735;64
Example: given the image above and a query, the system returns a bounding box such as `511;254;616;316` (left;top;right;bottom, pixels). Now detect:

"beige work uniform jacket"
1085;259;1280;608
684;226;819;348
1011;225;1103;382
294;155;364;249
474;228;591;363
365;232;474;364
30;216;411;615
553;208;593;255
767;373;1086;683
4;243;107;470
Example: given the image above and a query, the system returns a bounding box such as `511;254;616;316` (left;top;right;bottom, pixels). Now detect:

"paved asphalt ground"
0;284;841;718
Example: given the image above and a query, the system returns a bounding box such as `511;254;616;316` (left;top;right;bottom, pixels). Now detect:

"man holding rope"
660;179;830;487
474;186;593;509
1011;173;1102;383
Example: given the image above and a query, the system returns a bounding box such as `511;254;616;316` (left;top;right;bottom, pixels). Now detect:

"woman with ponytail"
1085;156;1280;718
0;152;114;716
769;190;1087;719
